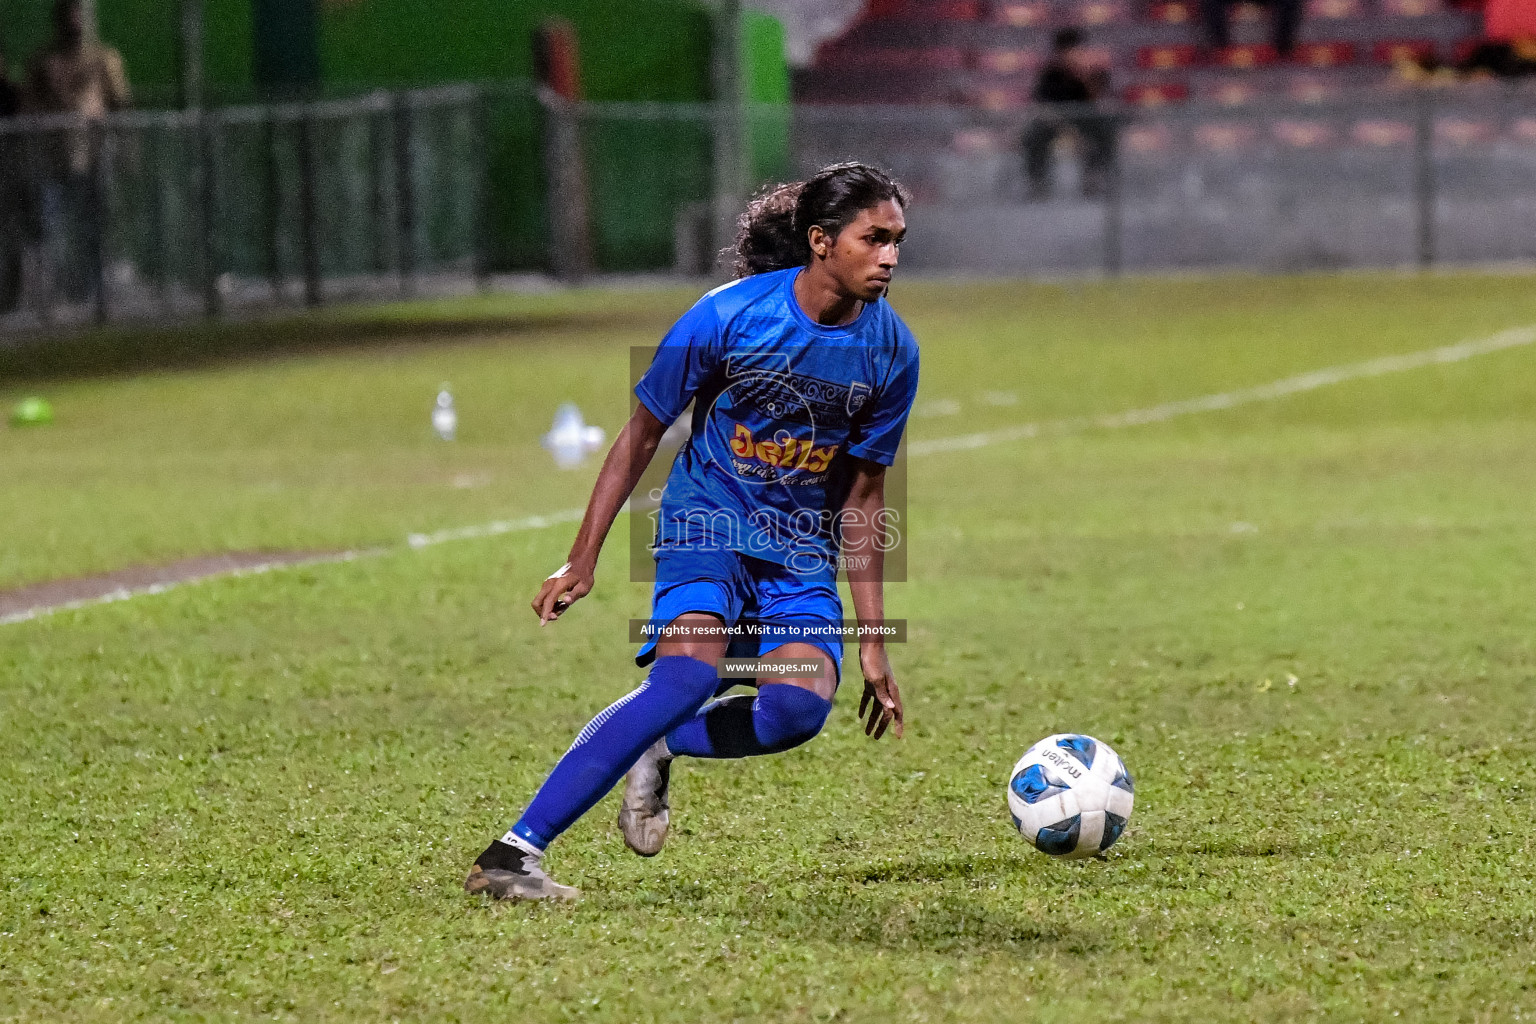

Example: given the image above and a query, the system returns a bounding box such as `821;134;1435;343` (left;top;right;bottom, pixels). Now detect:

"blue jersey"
634;267;920;577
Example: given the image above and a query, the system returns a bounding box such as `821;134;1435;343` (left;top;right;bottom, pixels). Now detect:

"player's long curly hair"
727;162;909;278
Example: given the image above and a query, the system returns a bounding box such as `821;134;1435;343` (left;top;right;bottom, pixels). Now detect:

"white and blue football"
1007;734;1135;859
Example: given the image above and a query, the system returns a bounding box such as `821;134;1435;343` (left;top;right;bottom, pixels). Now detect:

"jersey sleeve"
633;297;724;424
844;328;920;467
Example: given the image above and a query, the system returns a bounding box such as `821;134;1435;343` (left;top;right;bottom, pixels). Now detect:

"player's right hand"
532;560;595;626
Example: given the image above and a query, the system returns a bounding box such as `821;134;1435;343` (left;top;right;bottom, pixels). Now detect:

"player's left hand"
532;559;595;625
858;644;903;740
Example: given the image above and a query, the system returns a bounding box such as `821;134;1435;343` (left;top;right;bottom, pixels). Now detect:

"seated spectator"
1202;0;1303;59
1022;29;1118;201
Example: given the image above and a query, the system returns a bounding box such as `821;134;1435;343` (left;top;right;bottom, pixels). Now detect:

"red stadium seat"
1139;44;1200;69
1294;42;1359;66
1064;0;1132;24
974;48;1043;73
1209;80;1260;104
1148;0;1197;21
992;0;1053;24
1215;44;1280;67
1305;0;1364;18
969;85;1034;109
1125;81;1191;104
1379;0;1444;15
1373;40;1437;63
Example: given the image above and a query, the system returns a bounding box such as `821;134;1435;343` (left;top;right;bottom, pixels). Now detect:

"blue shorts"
636;546;844;686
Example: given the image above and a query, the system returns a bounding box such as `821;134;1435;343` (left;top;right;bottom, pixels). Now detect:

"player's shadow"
754;853;1093;956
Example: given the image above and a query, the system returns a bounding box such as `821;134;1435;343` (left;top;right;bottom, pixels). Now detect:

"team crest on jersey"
847;382;871;416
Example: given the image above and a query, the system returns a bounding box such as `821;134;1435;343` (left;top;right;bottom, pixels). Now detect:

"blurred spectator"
27;0;131;121
1023;29;1118;201
1202;0;1303;59
25;0;130;303
0;53;23;312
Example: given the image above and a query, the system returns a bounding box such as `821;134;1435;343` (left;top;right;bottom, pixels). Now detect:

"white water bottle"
432;385;457;441
542;403;605;469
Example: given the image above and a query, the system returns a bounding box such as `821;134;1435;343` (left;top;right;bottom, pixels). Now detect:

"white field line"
4;324;1532;628
0;550;377;627
0;511;588;628
907;324;1536;457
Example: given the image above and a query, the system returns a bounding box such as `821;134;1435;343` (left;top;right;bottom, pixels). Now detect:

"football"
1007;734;1135;859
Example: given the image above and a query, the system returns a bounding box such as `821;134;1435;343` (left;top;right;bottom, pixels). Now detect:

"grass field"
2;272;1535;1022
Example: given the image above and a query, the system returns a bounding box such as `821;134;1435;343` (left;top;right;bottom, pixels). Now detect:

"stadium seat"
1351;118;1415;145
1435;118;1497;146
1124;123;1179;152
1148;0;1197;21
1273;118;1338;145
974;48;1043;73
1306;0;1365;19
1139;44;1201;69
1287;74;1345;101
991;0;1053;25
1373;40;1438;63
1379;0;1445;15
1125;81;1192;104
1194;121;1261;151
1215;44;1280;68
1061;0;1132;24
969;85;1034;109
1207;80;1261;103
1294;42;1360;66
1512;118;1536;144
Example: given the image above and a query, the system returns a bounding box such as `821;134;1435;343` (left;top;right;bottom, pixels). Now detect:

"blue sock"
665;682;832;759
507;656;719;850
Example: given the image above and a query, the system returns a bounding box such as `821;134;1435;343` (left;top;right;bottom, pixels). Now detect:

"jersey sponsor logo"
729;423;838;474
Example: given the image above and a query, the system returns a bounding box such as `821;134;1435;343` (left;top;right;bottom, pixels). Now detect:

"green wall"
0;0;788;274
0;0;712;103
323;0;712;101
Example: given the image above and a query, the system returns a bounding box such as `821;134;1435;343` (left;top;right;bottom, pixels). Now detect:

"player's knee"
649;655;722;708
753;683;833;753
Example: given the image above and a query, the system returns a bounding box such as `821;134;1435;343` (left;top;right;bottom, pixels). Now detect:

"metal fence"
3;82;1534;335
0;81;540;333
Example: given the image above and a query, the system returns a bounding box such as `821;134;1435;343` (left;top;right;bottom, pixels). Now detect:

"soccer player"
465;162;920;901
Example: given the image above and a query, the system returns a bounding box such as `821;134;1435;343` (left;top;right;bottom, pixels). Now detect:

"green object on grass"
10;396;54;426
